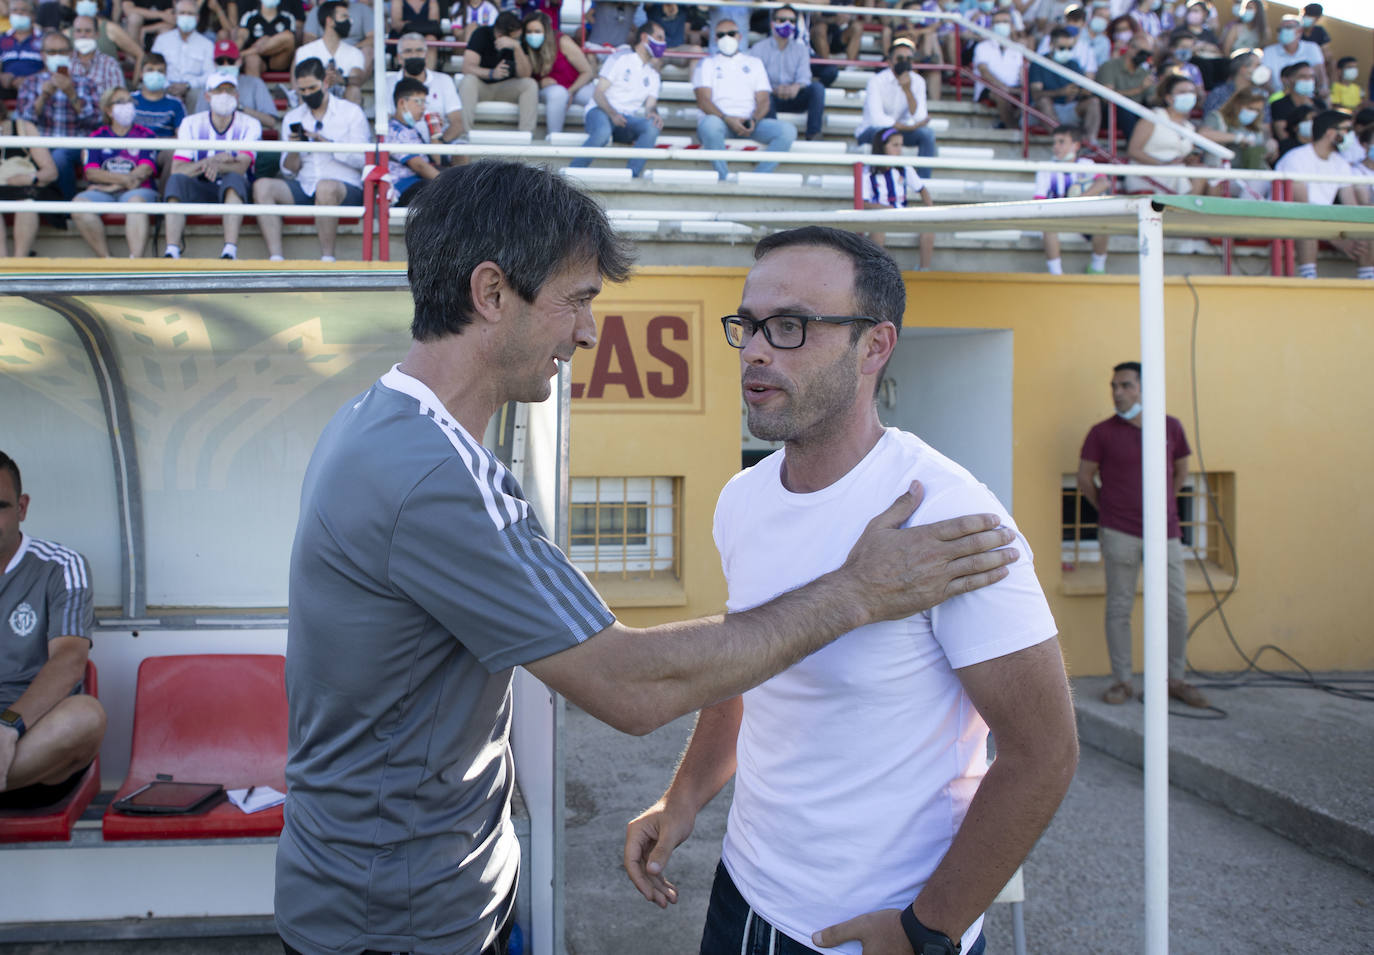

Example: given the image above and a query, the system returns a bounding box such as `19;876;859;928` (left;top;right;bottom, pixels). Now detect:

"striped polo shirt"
1;534;93;709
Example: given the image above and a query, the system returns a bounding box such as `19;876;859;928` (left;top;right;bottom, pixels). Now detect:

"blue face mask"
1053;48;1074;63
1278;27;1296;44
524;31;544;48
1175;47;1193;61
1294;78;1315;97
401;108;419;127
142;69;168;90
1237;107;1259;126
9;14;31;30
76;0;99;17
992;20;1011;36
1297;119;1313;139
1090;16;1107;33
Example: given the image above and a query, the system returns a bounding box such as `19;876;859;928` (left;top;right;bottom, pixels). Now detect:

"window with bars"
1061;471;1234;570
569;477;680;580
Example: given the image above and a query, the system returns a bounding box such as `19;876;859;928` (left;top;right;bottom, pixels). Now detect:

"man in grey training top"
0;451;106;809
276;160;1021;955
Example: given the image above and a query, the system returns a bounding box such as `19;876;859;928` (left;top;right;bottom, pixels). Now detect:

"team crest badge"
8;602;37;637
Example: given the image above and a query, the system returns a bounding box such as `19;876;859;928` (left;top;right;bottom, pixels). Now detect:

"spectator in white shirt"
1276;109;1370;280
972;10;1025;130
569;22;666;177
293;0;365;106
861;126;934;268
693;18;797;181
192;40;279;132
1262;15;1327;96
1035;124;1111;274
161;72;262;259
252;56;371;261
857;38;936;178
385;32;465;144
152;0;216;104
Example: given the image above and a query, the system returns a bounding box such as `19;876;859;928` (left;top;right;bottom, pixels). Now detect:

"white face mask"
74;37;98;55
1343;67;1359;83
177;13;197;32
110;101;136;126
992;21;1012;37
210;92;237;115
1117;401;1142;420
76;0;99;16
716;34;739;56
1249;64;1271;86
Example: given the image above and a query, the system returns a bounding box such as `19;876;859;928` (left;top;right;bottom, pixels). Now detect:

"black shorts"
0;764;89;811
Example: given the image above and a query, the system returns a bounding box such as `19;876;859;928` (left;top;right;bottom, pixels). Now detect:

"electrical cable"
1179;273;1374;707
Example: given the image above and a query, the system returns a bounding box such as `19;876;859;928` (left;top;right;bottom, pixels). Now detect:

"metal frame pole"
1137;199;1169;955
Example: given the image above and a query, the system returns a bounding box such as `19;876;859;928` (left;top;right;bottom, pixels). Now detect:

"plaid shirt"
17;70;101;136
71;51;126;101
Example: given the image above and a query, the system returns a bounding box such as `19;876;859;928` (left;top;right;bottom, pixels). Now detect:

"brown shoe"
1168;679;1209;708
1102;681;1134;704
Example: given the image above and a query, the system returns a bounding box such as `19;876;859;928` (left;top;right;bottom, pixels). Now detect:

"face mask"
400;108;418;127
1237;107;1258;125
1340;131;1358;154
1249;64;1270;86
74;37;97;55
1342;67;1358;82
979;0;995;11
1240;9;1253;22
773;20;795;39
646;37;666;58
210;92;237;115
403;56;426;74
1053;48;1074;63
262;0;278;7
9;14;31;30
1149;0;1161;9
111;101;136;126
45;54;71;72
333;17;352;36
1297;119;1313;139
716;34;739;56
303;88;326;109
1294;78;1315;97
1278;27;1296;45
176;13;197;32
1117;402;1141;420
142;70;167;90
215;62;240;76
76;0;99;16
1300;16;1314;27
1090;16;1107;33
1171;91;1196;112
525;31;544;48
1114;30;1133;44
992;21;1012;37
1175;47;1192;61
892;57;912;75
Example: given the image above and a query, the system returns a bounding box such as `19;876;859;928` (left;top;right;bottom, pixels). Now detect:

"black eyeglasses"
716;29;739;37
774;16;796;23
721;314;879;349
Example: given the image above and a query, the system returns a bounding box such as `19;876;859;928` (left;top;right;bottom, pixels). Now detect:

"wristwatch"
0;709;25;739
899;907;960;955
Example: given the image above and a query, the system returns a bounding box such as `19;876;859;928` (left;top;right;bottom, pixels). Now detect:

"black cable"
1180;274;1374;706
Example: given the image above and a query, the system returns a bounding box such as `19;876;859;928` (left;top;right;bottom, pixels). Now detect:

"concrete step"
1072;674;1374;878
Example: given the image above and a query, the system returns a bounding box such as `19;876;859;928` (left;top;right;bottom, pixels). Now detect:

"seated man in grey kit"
0;451;106;808
275;160;1022;955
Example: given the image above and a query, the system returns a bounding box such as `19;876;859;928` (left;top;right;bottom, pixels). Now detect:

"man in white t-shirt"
293;0;364;105
1276;109;1371;280
252;56;370;261
569;22;666;178
1262;14;1328;96
624;227;1078;955
692;18;796;180
972;10;1025;130
162;72;262;259
857;38;937;178
151;0;215;104
385;32;464;144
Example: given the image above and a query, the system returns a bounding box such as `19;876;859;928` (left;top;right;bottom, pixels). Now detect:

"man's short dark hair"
1302;3;1322;17
144;51;167;68
1055;123;1085;141
1280;61;1310;82
774;4;797;18
0;452;20;497
1113;361;1141;379
393;76;428;104
295;56;326;81
1337;56;1356;69
1050;26;1073;43
319;0;347;26
494;10;522;35
633;21;660;45
405;160;635;341
753;227;906;337
1355;108;1374;129
1312;108;1350;143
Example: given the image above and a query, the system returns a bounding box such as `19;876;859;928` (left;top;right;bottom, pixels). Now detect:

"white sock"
1298;262;1317;279
163;244;181;258
1357;266;1374;280
1091;252;1108;270
269;254;285;262
220;242;237;259
1046;257;1063;275
320;254;337;263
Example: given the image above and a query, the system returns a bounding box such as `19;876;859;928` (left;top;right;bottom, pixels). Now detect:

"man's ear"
469;261;510;325
860;321;898;378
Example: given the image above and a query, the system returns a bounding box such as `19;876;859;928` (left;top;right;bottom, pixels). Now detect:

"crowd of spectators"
0;0;1370;265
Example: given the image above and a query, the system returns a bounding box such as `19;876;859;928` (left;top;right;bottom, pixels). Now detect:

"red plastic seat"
0;661;101;843
102;654;287;840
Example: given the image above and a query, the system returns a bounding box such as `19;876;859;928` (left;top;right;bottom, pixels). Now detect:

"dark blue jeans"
700;860;986;955
769;81;827;138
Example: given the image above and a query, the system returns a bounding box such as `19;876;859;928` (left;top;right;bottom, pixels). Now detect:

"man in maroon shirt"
1076;362;1208;708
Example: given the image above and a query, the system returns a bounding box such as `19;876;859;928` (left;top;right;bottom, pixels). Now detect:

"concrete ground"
3;674;1372;954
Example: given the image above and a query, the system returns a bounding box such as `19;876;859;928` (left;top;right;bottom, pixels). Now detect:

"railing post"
953;25;962;102
853;162;863;210
1021;61;1030;159
1108;102;1117;161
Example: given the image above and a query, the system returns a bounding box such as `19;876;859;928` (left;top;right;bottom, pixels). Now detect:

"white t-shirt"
282;94;371;192
151;29;215;89
172;109;264;163
294;37;366;79
972;39;1025;101
1275;143;1352;207
860;68;928;136
597;45;661;116
1035;156;1102;198
691;51;771;120
862;164;924;207
383;68;462;129
714;428;1057;955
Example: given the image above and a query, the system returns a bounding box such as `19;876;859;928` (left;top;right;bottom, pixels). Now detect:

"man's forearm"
7;644;88;729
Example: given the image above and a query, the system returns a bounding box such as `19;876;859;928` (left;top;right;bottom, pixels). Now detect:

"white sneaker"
320;254;337;263
269;254;285;262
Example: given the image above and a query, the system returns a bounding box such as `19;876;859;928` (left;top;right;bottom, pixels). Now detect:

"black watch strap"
899;906;960;955
0;708;25;739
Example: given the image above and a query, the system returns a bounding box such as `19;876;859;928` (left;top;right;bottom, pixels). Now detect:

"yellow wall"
575;269;1374;674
